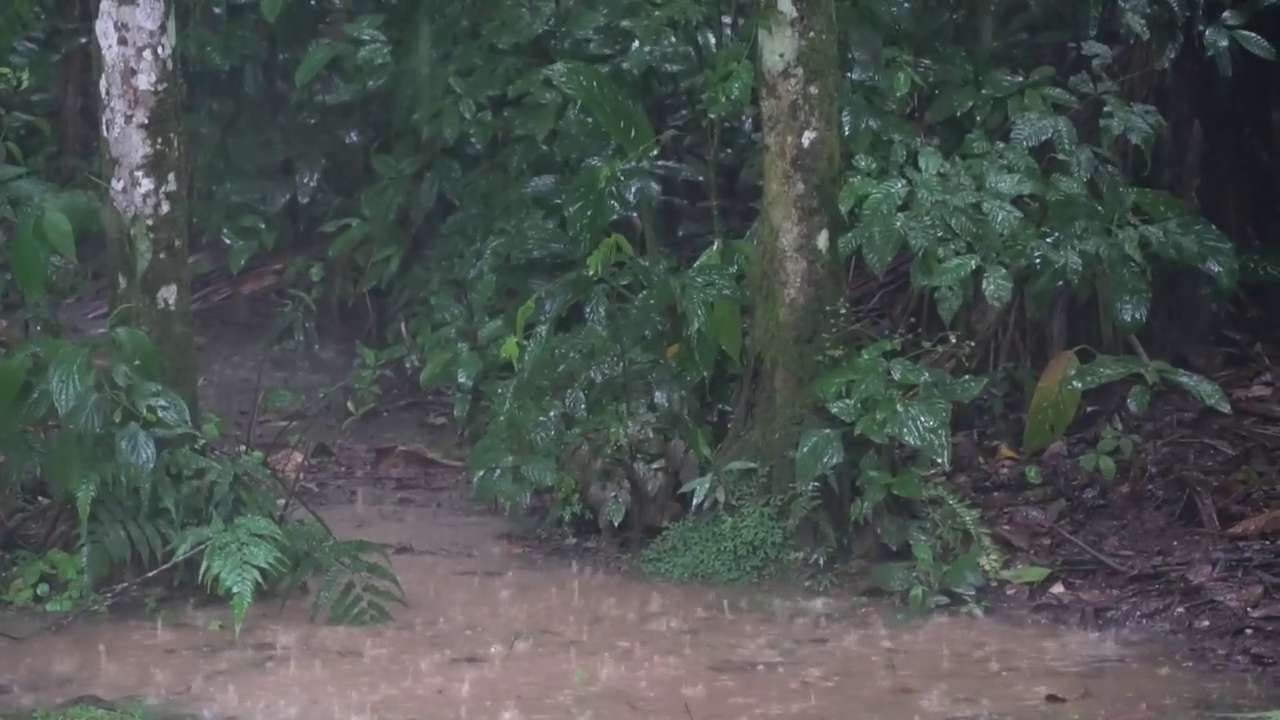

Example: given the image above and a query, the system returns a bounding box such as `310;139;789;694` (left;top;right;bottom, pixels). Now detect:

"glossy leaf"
39;208;75;262
548;62;655;157
1022;350;1082;454
795;429;844;487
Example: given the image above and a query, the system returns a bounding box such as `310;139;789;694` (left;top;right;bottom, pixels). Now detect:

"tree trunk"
731;0;842;488
96;0;198;414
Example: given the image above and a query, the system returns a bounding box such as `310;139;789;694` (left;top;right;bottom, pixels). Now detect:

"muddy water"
3;315;1273;719
1;502;1273;720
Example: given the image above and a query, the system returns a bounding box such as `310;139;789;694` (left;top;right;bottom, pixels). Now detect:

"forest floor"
954;326;1280;675
1;274;1278;719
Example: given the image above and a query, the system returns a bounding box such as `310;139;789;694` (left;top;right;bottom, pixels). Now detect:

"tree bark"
731;0;842;488
96;0;198;414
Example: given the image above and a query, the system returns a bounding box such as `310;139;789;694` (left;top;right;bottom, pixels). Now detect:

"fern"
923;483;1001;576
175;515;287;636
307;538;404;626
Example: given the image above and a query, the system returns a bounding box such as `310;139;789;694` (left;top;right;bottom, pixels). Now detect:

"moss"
726;0;843;494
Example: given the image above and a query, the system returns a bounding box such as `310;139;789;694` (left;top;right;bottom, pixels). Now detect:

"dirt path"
1;307;1277;719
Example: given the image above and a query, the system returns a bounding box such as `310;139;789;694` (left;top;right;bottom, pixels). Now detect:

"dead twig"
1051;524;1136;575
44;540;212;636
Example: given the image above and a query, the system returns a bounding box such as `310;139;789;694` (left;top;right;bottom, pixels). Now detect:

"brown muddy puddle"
2;503;1275;720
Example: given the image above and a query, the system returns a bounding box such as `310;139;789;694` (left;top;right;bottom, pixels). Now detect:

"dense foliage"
2;0;1275;622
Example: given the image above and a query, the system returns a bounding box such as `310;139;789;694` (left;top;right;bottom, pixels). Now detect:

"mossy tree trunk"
96;0;198;414
730;0;842;492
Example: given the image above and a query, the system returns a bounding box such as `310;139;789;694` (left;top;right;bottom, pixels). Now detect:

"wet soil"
2;303;1278;719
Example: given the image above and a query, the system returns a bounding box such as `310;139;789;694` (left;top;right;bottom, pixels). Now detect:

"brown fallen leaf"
1224;509;1280;538
372;443;465;474
267;448;308;487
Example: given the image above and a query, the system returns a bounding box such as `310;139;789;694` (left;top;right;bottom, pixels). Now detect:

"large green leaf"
1160;366;1231;414
39;208;76;262
295;41;342;87
548;62;655;157
889;397;952;468
1022;350;1081;454
9;213;49;301
795;428;844;487
115;422;158;474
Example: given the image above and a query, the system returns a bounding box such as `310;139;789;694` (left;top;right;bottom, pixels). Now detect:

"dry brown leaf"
1224;509;1280;538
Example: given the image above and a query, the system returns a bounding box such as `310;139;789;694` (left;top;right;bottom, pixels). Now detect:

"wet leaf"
1023;350;1081;454
548;61;654;157
981;265;1014;308
795;428;844;487
1126;383;1152;414
1230;29;1276;60
9;214;48;301
1161;367;1231;414
115;422;157;474
711;300;742;363
260;0;285;22
47;347;90;418
295;42;341;87
0;353;32;417
39;208;76;262
860;223;905;277
889;397;952;468
1065;354;1147;391
999;565;1052;584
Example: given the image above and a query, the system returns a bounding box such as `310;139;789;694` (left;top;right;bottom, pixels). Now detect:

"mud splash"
2;502;1274;720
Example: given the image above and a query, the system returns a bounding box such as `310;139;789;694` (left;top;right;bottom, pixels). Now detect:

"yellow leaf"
666;343;681;358
996;443;1021;461
1022;350;1082;454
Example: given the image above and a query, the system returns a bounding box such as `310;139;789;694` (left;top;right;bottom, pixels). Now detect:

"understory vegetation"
2;0;1277;628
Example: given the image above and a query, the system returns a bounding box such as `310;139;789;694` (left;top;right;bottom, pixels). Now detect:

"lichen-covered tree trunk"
96;0;198;413
731;0;842;489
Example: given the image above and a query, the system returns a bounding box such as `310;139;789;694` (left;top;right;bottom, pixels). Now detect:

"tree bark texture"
96;0;198;414
737;0;842;487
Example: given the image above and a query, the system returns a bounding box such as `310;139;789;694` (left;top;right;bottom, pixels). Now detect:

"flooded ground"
2;499;1276;720
2;306;1276;720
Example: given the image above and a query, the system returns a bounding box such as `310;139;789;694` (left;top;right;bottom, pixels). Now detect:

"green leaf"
924;86;977;124
916;147;943;175
111;326;160;379
1024;465;1044;485
548;62;655;157
1098;260;1151;335
142;386;193;429
1161;368;1231;414
9;214;49;301
47;347;90;418
1097;454;1117;480
1126;383;1151;414
1023;350;1082;454
794;428;844;487
981;265;1014;307
889;397;952;468
890;472;923;499
711;300;743;363
39;209;76;262
295;42;342;87
860;224;905;277
0;354;32;415
260;0;284;22
998;565;1052;584
115;422;158;474
1230;29;1276;60
1065;354;1147;391
514;298;535;337
327;220;369;258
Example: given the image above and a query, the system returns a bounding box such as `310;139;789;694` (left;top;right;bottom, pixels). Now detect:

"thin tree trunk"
729;0;842;489
96;0;198;414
